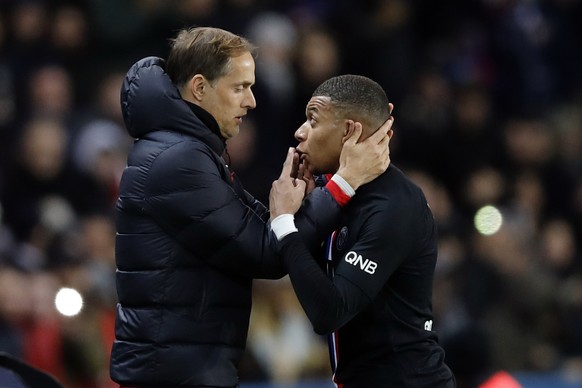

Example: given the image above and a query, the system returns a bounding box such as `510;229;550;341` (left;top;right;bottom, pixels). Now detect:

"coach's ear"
342;120;362;143
188;74;206;102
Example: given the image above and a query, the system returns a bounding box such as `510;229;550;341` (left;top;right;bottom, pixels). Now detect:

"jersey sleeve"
279;233;370;334
333;208;416;299
279;202;421;334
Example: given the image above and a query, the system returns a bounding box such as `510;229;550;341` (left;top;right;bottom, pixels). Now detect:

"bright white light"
55;287;83;317
474;205;503;236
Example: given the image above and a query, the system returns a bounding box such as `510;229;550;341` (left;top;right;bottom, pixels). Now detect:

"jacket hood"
120;56;225;154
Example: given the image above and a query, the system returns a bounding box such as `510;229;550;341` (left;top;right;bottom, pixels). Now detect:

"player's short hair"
312;75;390;132
166;27;256;88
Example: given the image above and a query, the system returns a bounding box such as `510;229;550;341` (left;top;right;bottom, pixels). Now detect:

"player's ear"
342;120;361;143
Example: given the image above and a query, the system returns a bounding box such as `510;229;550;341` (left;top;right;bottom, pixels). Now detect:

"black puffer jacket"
110;57;343;387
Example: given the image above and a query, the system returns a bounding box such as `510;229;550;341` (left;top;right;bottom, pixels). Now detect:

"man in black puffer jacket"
110;27;392;387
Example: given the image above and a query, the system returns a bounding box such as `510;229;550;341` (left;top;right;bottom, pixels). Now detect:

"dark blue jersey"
279;165;455;387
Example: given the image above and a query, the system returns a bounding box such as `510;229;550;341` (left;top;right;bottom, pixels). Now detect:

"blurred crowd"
0;0;581;387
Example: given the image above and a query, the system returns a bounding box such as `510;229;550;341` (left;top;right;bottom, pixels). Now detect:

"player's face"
294;96;345;175
198;51;256;139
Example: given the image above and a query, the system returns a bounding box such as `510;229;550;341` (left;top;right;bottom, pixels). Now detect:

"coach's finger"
279;147;297;179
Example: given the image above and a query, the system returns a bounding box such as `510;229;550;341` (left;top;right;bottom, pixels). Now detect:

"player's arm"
276;207;413;334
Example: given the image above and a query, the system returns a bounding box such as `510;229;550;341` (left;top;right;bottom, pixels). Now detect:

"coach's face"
294;96;346;175
191;51;256;139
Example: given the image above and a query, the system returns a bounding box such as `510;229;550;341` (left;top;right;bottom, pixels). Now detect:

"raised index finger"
279;147;297;179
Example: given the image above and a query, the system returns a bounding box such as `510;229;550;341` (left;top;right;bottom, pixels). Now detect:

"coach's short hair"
312;75;390;132
166;27;256;89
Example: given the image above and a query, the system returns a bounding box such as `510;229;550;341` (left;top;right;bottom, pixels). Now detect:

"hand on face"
269;148;307;220
336;103;395;190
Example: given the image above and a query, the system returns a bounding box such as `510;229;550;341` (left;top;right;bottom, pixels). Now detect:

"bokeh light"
54;287;83;317
474;205;503;236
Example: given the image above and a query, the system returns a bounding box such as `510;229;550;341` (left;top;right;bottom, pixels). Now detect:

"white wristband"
270;214;298;241
331;174;355;197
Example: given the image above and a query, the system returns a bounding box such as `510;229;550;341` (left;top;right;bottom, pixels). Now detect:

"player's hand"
336;103;394;190
297;157;316;195
269;148;307;220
